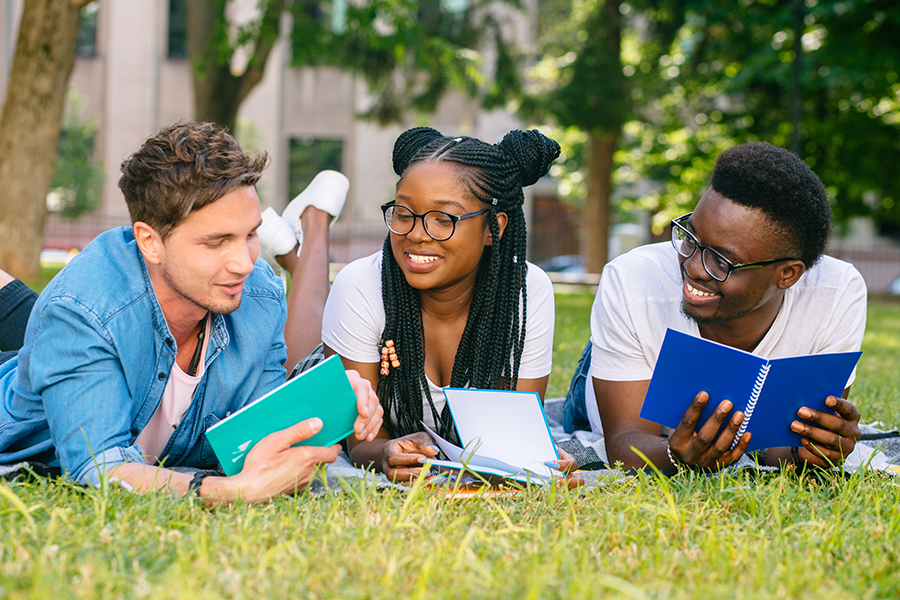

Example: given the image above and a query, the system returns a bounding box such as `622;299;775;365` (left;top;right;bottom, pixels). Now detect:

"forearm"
348;437;389;472
763;446;823;469
108;463;264;505
606;430;673;469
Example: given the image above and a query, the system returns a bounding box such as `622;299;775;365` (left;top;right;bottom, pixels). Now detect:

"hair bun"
497;129;560;187
392;127;445;176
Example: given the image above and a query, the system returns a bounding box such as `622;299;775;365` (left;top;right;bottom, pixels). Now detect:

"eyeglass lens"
671;225;731;281
384;205;456;240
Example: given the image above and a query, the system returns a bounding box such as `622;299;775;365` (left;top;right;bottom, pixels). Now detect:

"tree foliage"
619;0;900;234
50;89;104;220
189;0;521;131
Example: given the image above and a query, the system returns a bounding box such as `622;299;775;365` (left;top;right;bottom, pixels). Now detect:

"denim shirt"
0;227;287;484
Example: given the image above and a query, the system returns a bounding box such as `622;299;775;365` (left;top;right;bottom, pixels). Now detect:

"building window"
288;138;344;200
75;4;99;58
168;0;188;59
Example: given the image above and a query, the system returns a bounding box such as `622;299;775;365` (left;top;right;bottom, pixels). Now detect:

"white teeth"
408;254;439;264
687;283;715;297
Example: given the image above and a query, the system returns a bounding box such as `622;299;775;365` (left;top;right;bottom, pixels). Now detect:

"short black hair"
710;142;831;268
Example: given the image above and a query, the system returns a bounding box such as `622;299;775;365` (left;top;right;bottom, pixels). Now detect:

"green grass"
1;287;899;598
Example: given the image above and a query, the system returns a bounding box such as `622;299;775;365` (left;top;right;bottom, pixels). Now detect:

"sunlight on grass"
1;289;898;598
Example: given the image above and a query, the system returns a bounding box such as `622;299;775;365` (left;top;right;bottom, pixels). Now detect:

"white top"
585;242;867;433
323;251;555;429
136;318;211;464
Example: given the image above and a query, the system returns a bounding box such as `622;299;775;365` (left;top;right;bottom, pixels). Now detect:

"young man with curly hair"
563;142;866;471
0;122;382;502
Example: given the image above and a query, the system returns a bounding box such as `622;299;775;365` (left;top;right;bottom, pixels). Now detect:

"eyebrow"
684;216;744;261
198;219;263;243
395;194;467;211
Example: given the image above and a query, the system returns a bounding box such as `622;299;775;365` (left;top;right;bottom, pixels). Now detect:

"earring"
380;339;399;376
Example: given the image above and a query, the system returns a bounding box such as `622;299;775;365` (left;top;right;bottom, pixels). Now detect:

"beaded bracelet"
666;443;681;470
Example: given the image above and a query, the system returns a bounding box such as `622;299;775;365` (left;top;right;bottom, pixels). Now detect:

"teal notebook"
205;354;357;476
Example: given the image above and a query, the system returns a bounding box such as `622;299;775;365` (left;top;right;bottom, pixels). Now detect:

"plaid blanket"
543;397;900;485
3;397;897;490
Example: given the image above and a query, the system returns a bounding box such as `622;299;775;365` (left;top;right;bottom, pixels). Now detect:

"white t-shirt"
323;251;555;429
136;317;212;464
585;242;867;434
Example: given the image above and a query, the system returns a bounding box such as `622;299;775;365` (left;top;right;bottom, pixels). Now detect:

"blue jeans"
0;280;36;365
561;341;592;433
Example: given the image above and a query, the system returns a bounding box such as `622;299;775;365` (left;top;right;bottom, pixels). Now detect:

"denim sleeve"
20;297;146;485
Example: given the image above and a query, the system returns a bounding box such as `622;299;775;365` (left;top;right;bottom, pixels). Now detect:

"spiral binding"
731;363;770;448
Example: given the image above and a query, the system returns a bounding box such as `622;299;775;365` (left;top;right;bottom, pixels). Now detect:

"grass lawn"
1;286;898;599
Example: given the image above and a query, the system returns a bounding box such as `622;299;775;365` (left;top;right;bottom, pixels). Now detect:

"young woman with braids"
321;126;577;481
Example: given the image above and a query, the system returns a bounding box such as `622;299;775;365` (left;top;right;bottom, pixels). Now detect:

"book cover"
639;328;862;452
205;354;357;476
424;388;561;484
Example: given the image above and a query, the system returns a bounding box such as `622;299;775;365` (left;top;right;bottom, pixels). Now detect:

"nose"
229;238;257;276
682;248;710;281
406;215;431;242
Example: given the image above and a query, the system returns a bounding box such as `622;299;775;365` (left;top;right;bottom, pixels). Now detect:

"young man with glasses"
562;142;865;471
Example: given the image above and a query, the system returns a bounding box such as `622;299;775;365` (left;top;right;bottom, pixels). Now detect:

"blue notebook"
639;329;862;452
205;354;357;476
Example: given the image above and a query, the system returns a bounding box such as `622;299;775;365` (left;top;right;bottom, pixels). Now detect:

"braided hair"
378;127;560;441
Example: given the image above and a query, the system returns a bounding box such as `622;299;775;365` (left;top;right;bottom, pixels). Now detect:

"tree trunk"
0;0;88;280
582;132;617;274
186;0;285;132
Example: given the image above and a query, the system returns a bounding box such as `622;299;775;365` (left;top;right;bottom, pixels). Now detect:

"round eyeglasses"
671;213;798;282
381;203;490;241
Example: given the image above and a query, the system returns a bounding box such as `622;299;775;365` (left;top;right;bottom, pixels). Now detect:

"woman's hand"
545;448;578;474
380;432;439;482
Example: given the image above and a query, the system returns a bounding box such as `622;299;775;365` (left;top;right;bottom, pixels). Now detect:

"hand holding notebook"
640;329;862;453
205;355;376;476
424;388;563;484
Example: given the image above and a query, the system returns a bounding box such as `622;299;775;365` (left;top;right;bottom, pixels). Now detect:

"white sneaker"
258;207;297;276
281;170;350;236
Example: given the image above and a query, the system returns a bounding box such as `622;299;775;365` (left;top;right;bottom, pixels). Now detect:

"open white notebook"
424;388;561;484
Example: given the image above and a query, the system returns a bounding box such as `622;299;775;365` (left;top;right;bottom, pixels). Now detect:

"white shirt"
136;318;211;464
323;251;555;429
585;242;867;433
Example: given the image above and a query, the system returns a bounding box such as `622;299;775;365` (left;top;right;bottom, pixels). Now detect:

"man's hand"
667;391;752;470
380;432;439;482
231;417;340;502
790;395;861;467
346;369;383;442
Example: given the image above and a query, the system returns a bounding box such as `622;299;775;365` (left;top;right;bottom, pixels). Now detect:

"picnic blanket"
322;397;900;490
3;397;898;491
542;397;900;485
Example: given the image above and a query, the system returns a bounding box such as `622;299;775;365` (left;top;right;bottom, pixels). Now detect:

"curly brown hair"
118;121;269;241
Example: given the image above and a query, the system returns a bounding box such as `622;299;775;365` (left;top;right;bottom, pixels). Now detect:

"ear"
775;260;806;289
487;212;509;246
133;221;166;266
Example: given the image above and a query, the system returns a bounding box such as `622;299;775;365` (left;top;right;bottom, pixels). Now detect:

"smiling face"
140;185;262;322
678;188;801;331
390;161;504;295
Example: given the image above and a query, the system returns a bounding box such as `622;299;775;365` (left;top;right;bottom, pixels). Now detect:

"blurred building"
0;0;541;264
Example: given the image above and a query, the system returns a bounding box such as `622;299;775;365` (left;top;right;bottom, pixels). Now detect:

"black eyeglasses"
381;203;489;241
671;213;798;282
